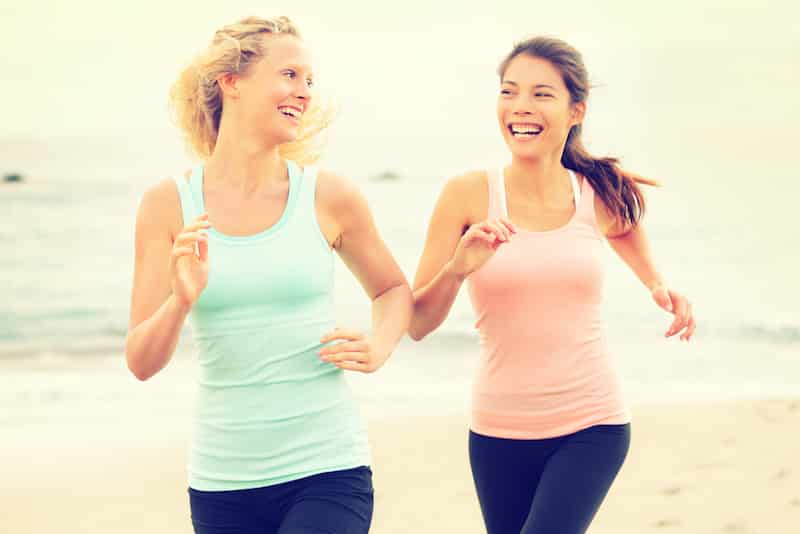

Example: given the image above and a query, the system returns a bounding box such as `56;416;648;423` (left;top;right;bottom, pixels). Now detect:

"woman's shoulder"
136;175;186;237
314;168;361;207
311;169;374;234
436;169;490;225
444;169;489;192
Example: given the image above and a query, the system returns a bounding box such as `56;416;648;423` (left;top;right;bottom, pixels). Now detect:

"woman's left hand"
318;328;390;373
651;285;696;341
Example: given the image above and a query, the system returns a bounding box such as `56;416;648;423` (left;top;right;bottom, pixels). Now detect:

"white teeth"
509;124;543;135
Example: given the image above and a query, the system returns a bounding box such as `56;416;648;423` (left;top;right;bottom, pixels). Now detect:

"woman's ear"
217;73;240;99
570;101;586;127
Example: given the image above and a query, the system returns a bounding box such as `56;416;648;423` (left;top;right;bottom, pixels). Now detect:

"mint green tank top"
173;160;370;491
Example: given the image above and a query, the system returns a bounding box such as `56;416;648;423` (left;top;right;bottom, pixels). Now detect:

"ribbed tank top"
466;168;630;439
173;160;370;491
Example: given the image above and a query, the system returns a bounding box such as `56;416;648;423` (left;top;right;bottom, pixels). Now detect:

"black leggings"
469;424;630;534
188;466;373;534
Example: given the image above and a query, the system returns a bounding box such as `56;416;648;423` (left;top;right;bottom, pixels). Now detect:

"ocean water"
1;130;798;424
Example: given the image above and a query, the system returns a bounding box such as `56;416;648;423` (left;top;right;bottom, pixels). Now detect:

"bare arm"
410;173;514;341
602;219;664;291
125;180;210;380
596;195;696;341
316;171;412;373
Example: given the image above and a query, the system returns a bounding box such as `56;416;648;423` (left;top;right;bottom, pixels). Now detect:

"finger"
467;228;498;247
183;217;212;233
176;229;209;240
467;228;503;251
498;217;518;234
197;238;209;262
320;329;365;344
478;222;507;243
485;220;511;241
672;294;688;318
666;311;689;338
334;361;373;373
321;351;370;364
667;297;689;337
171;246;196;261
174;231;208;247
665;310;687;337
319;341;367;356
183;220;212;233
492;219;513;241
682;316;696;341
678;304;694;340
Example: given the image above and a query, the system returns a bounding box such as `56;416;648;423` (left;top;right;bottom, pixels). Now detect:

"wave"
2;317;797;363
432;320;800;345
733;322;800;344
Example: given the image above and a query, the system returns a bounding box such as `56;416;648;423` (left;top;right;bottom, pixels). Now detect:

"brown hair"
169;16;331;165
499;37;652;229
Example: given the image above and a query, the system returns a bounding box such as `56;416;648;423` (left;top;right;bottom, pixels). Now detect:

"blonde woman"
125;16;412;534
411;37;695;534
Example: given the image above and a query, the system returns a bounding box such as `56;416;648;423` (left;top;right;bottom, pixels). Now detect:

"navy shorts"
188;466;374;534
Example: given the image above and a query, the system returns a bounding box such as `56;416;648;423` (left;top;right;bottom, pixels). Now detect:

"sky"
1;0;797;178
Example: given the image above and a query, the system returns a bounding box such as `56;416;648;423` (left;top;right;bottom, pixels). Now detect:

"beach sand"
4;399;799;533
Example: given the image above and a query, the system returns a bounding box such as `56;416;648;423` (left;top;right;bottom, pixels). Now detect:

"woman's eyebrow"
501;80;557;90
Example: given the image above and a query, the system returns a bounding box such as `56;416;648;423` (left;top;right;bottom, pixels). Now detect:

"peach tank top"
466;168;630;439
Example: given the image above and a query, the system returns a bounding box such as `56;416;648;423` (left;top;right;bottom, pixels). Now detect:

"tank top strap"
490;168;581;221
287;160;331;251
288;160;314;219
568;169;581;207
574;173;601;231
173;168;202;226
486;168;508;219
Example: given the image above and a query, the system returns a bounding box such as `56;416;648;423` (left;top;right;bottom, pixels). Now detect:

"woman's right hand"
449;218;516;278
170;213;211;312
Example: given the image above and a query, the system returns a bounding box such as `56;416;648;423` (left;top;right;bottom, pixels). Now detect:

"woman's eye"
306;79;314;88
284;70;296;79
535;93;553;98
500;89;513;96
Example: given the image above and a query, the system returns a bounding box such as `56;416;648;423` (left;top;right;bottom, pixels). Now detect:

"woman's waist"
191;308;334;340
471;371;627;430
190;388;369;484
473;306;604;341
475;326;610;362
473;343;621;398
195;365;352;413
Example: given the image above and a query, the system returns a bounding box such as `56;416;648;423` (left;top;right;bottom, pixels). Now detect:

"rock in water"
370;170;400;182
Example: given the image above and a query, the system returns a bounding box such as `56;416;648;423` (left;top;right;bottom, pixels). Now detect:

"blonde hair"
169;16;332;165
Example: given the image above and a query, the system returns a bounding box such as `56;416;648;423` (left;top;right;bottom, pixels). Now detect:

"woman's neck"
506;153;572;203
204;121;287;193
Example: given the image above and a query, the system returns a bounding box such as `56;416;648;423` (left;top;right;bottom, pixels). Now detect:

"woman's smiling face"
497;54;584;161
